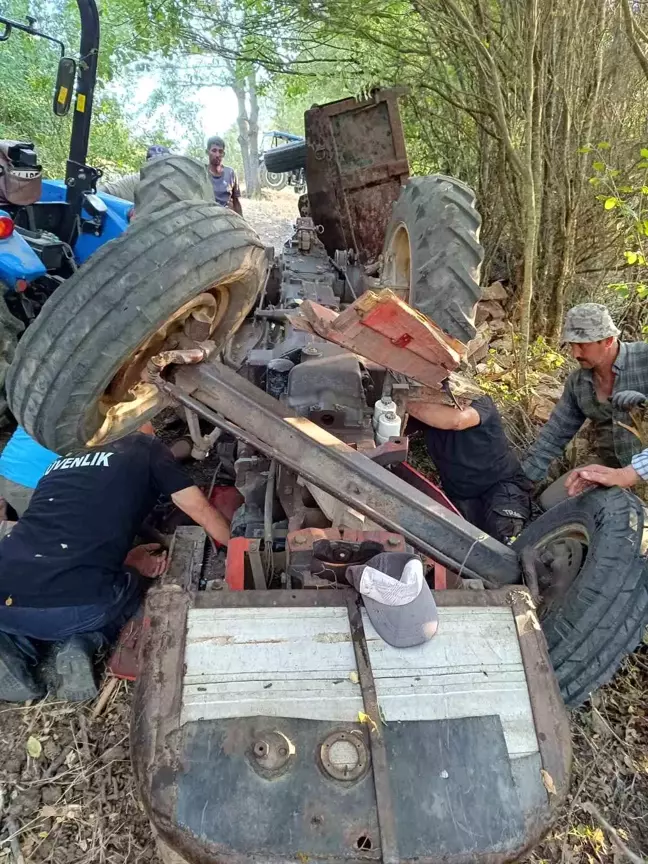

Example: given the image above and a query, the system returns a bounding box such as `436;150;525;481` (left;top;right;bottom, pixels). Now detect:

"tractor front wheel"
7;201;268;453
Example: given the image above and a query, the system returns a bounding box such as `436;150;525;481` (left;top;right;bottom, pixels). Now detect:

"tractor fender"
39;180;129;265
0;210;46;289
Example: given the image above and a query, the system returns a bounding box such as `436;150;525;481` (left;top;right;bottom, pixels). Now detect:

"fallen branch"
582;802;646;864
91;677;119;720
5;817;25;864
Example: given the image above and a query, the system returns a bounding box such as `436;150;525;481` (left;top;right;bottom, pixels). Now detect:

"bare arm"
408;401;481;431
171;486;230;546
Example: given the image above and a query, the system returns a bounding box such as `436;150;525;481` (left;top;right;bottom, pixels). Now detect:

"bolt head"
293;535;307;546
387;537;400;547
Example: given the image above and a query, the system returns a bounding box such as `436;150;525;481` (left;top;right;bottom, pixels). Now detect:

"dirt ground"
1;192;647;862
241;187;299;248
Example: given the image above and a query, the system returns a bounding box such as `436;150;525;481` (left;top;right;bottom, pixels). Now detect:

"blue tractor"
0;0;131;419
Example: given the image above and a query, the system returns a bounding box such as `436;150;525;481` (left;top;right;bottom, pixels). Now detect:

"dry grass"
526;649;648;864
1;653;646;863
0;679;159;863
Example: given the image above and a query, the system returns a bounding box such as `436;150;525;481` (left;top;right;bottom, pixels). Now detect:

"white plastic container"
376;410;401;445
373;397;398;430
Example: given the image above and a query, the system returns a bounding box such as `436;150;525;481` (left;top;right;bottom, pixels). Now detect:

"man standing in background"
206;135;243;215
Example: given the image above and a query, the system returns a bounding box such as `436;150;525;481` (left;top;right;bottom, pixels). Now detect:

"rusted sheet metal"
305;89;409;262
511;591;573;805
135;580;571;864
290;289;462;389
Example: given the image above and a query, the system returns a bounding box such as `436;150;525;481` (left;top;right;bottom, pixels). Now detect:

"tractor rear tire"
513;487;648;706
263;141;307;173
7;201;268;453
381;175;483;345
134;155;213;218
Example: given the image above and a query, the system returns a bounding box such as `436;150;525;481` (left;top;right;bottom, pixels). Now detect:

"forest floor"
0;190;646;863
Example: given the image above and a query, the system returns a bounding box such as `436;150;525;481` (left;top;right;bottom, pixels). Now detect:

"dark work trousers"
0;569;144;662
453;477;532;545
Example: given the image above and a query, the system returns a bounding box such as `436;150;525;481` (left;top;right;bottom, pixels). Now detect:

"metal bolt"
254;741;268;758
387;537;400;547
293;535;307;546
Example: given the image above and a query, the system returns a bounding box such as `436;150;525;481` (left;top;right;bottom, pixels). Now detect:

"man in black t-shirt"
0;433;230;703
409;395;532;545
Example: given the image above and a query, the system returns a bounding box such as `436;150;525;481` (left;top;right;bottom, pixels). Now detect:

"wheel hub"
88;290;227;446
529;526;588;620
382;222;411;299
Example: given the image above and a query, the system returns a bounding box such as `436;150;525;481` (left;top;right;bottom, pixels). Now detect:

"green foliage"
588;143;648;314
0;0;153;178
475;336;566;408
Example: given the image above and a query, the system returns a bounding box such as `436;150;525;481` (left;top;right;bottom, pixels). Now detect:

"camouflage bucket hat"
561;303;620;343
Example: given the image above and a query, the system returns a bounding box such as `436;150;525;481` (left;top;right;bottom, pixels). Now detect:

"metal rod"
0;15;65;54
163;363;522;585
346;595;399;864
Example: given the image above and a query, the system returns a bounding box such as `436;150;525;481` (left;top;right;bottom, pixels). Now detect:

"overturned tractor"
6;90;648;864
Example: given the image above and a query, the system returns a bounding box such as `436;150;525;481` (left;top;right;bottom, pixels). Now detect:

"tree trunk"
232;79;252;196
246;69;261;198
516;0;540;388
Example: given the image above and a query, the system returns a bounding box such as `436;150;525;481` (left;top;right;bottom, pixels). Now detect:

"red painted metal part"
286;526;406;551
293;291;461;389
208;485;244;522
392;461;460;515
433;563;447;590
225;537;250;591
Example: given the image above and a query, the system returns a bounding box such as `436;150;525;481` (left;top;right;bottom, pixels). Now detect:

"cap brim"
362;579;438;648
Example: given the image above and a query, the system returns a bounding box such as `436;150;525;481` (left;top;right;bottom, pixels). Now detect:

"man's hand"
611;390;647;410
171;486;230;546
566;464;640;496
124;543;168;578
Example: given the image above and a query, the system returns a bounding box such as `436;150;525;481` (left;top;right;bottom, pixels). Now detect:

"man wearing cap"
206;136;242;215
521;303;648;504
98;144;171;203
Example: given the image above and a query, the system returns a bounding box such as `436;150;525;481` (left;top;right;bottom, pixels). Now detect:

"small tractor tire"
382;175;483;345
263;141;307;173
513;487;648;706
7;201;268;453
259;165;288;191
134;155;213;218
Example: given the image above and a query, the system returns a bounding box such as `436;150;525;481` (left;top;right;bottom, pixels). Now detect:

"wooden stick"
91;676;119;720
5;817;26;864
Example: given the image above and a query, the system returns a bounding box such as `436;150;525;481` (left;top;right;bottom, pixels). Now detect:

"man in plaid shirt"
521;304;648;500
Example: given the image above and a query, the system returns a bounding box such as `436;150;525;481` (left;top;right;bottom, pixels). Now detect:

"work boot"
0;633;45;702
55;635;99;702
